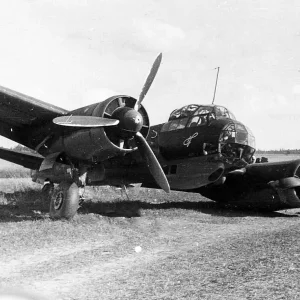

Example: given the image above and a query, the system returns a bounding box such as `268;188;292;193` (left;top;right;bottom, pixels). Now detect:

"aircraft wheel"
41;182;54;209
42;182;54;198
49;182;79;220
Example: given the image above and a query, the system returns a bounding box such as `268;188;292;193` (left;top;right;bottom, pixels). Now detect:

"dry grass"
1;155;300;299
0;159;30;178
0;168;30;178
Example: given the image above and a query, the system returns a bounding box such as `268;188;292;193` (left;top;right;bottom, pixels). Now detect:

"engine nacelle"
32;152;107;185
245;159;300;182
198;159;300;210
48;96;150;163
246;159;300;208
31;152;73;184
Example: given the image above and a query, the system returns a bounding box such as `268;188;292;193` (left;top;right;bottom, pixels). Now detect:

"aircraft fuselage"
97;104;257;191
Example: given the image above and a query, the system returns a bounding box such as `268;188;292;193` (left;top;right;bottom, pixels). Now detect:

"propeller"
53;53;170;193
135;132;170;193
53;115;119;127
134;53;162;111
117;53;169;192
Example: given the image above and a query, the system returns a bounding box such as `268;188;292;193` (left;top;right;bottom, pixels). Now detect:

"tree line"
256;149;300;154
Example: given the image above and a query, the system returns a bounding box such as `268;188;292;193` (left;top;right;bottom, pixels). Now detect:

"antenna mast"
212;67;220;104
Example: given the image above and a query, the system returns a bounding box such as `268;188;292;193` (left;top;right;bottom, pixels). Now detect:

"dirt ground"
1;183;300;300
1;154;300;299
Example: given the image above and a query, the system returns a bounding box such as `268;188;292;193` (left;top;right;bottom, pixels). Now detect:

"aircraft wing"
0;147;44;170
199;159;300;210
0;85;68;146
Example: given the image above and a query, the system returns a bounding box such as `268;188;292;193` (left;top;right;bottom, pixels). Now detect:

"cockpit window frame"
186;114;211;128
215;106;229;118
187;115;201;127
169;105;216;121
164;104;236;132
214;106;236;120
194;106;214;116
161;117;189;132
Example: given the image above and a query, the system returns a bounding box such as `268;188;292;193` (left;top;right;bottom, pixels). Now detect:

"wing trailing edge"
0;85;68;116
0;147;44;170
0;85;69;148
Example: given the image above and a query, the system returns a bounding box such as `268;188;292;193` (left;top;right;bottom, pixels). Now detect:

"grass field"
1;155;300;299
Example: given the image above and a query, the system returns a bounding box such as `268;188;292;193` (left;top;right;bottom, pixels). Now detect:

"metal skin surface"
197;159;300;210
40;96;148;162
1;56;300;214
0;54;172;220
100;107;300;210
1;90;300;212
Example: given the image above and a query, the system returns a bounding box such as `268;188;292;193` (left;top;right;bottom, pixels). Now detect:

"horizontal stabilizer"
0;147;44;170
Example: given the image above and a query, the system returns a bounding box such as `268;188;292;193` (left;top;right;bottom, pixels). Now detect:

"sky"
0;0;300;149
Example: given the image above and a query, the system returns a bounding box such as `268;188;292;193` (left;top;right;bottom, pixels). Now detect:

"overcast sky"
0;0;300;149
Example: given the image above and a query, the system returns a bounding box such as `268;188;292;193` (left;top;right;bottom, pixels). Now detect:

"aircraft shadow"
79;199;298;219
0;190;49;222
0;190;298;222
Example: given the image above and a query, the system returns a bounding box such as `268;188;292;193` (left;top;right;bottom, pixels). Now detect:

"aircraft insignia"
183;132;198;147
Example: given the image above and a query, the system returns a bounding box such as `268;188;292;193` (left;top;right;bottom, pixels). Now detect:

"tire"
42;182;54;201
49;182;79;220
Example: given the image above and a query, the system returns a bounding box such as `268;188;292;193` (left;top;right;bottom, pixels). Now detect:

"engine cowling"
49;96;150;162
245;160;300;207
198;159;300;210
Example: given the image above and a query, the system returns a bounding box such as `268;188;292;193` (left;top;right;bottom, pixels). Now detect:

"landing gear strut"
49;181;79;219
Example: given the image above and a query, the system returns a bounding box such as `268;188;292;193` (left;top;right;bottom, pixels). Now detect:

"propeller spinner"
53;53;170;193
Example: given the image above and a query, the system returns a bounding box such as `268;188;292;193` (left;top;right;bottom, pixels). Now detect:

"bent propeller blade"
53;116;119;127
134;53;163;111
134;132;170;193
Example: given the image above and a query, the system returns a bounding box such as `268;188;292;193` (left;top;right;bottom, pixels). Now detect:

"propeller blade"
134;132;170;193
134;53;162;110
53;116;119;127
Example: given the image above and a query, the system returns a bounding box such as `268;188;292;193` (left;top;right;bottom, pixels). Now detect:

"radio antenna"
212;67;220;104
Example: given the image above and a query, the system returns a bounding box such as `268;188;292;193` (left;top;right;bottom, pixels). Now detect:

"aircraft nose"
234;123;256;148
219;122;255;148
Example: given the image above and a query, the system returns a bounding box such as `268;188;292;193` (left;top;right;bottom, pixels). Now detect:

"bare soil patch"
0;181;300;299
1;154;300;300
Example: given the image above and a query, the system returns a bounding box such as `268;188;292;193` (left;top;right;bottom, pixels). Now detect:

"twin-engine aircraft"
0;53;300;219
